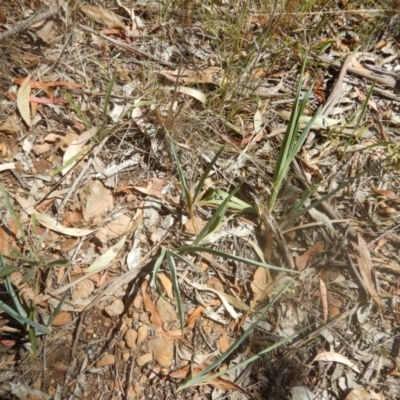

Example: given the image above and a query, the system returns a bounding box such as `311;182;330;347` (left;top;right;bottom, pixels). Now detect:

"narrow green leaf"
151;248;167;289
4;277;27;319
192;179;245;246
176;246;297;274
45;259;70;268
193;146;224;204
0;184;31;251
166;251;185;333
178;279;296;390
47;291;69;327
20;268;36;284
65;92;92;129
0;265;19;278
170;140;192;214
102;70;117;129
0;300;50;335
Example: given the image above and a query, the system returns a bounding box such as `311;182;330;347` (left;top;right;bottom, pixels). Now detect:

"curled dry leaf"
51;311;72;327
80;5;125;30
344;388;385;400
372;185;400;201
62;127;99;176
170;364;250;394
157;272;173;298
141;279;164;328
296;242;324;271
250;267;273;308
319;278;328;322
312;351;360;372
354;234;385;308
16;75;31;127
160;66;222;85
86;235;127;273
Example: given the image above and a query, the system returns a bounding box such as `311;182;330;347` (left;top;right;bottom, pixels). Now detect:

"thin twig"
78;24;176;68
0;7;58;41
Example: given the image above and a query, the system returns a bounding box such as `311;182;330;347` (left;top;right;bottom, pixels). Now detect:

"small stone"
139;312;150;324
126;329;138;349
156;297;177;323
105;299;124;317
148;337;174;368
73;279;94;299
51;311;72;327
137;325;148;344
122;352;130;362
96;354;115;367
136;353;152;367
32;143;50;155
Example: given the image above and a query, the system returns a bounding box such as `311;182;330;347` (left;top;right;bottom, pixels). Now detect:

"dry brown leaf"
157;272;173;298
0;217;19;256
51;311;72;327
62;127;98;176
13;77;84;95
186;306;206;329
250;267;273;308
372;185;400;201
216;331;230;353
80;5;125;30
17;75;31;127
354;235;385;308
169;364;250;394
312;351;360;372
184;216;206;236
375;237;390;252
0;115;20;134
34;18;56;43
344;389;385;400
296;242;324;271
160;66;222;85
319;278;328;322
141;279;164;328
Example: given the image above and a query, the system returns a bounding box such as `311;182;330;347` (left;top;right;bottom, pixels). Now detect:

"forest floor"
1;0;400;399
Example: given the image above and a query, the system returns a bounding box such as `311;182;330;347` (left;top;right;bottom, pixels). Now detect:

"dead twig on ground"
0;6;58;41
77;24;176;68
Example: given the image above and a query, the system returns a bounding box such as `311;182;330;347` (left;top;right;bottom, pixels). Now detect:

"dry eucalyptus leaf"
17;75;31;127
80;5;125;29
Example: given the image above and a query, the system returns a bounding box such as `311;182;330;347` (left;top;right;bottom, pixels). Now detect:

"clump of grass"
0;185;68;359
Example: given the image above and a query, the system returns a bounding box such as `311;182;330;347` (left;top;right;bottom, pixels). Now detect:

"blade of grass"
178;278;309;389
0;183;32;253
176;246;297;274
166;251;184;332
0;299;50;335
101;69;117;131
170;140;192;216
268;54;321;211
192;179;245;246
192;146;225;204
4;276;28;319
150;248;167;289
289;153;394;223
65;92;92;130
47;291;69;327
